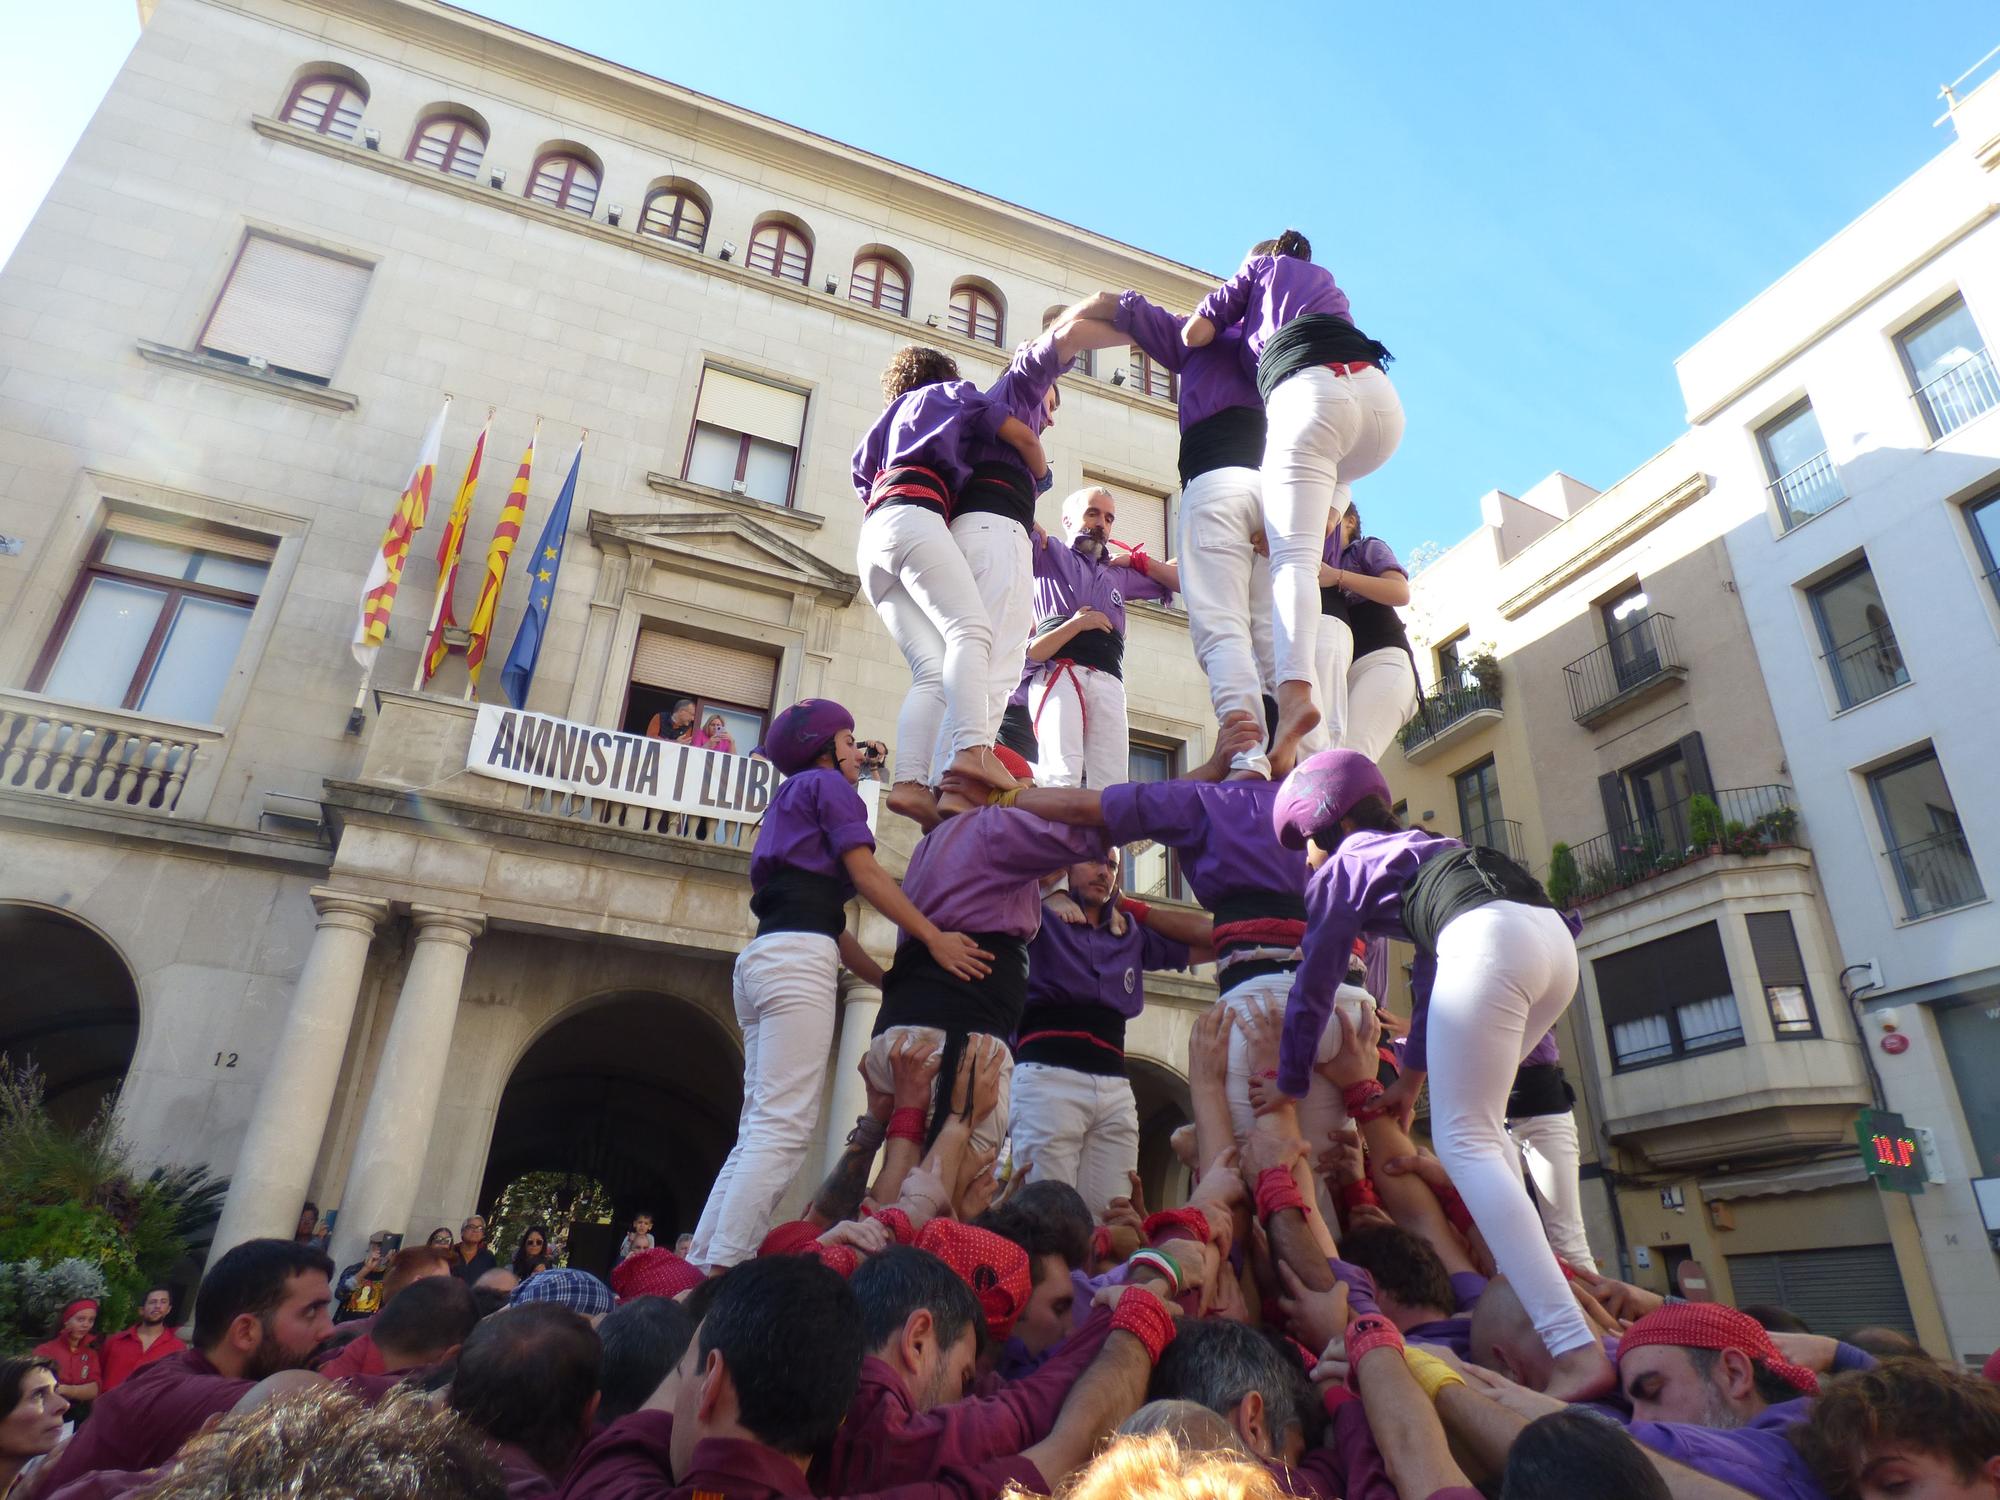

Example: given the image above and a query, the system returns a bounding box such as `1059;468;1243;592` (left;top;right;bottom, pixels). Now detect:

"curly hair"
881;345;960;404
1272;229;1312;261
1793;1358;2000;1500
1016;1431;1286;1500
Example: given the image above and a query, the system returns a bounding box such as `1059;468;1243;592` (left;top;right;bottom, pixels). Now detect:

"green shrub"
1688;794;1723;849
1547;842;1579;908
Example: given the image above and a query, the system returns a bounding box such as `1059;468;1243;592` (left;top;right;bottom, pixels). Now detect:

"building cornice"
1496;472;1709;621
587;507;860;607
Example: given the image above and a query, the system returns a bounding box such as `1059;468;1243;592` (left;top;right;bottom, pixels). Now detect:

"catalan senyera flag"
500;436;583;710
420;416;489;685
352;397;450;672
464;423;538;695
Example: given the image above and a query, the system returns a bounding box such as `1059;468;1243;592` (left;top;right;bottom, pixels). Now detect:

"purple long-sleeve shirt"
1324;533;1404;585
1098;779;1309;912
1624;1399;1826;1500
851;380;1007;501
1031;536;1174;633
903;806;1107;939
961;329;1065;479
1114;289;1263;432
1194;252;1354;365
1024;904;1190;1021
748;768;873;900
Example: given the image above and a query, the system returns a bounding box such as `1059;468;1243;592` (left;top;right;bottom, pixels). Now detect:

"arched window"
406;113;486;180
849;254;909;316
640;183;709;250
1045;305;1089;374
1130;348;1177;401
747;218;811;284
280;74;366;140
527;151;600;216
950;283;1003;347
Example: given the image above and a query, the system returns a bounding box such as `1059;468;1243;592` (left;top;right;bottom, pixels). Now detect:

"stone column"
821;974;883;1176
331;906;484;1270
210;888;390;1260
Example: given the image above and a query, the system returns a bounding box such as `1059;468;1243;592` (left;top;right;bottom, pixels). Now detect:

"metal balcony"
1913;347;2000;439
1398;663;1502;762
1822;624;1908;710
1561;785;1802;905
1464;818;1524;863
1887;829;1985;920
1768;451;1845;530
1564;614;1686;725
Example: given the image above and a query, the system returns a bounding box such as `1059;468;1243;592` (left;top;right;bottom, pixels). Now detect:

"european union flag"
500;438;582;709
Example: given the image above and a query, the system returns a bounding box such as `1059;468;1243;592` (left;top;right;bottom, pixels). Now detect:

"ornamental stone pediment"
587;509;859;608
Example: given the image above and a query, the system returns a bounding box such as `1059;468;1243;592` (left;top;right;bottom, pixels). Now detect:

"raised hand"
1044;890;1088;926
1314;1003;1382;1091
1188;1002;1233;1092
1275;1260;1350;1354
888;1032;941;1112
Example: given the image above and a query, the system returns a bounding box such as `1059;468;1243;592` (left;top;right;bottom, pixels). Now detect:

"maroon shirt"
34;1349;249;1492
815;1307;1114;1491
98;1326;187;1392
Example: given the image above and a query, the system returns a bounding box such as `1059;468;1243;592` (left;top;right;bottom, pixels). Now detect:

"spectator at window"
694;713;735;753
645;697;697;742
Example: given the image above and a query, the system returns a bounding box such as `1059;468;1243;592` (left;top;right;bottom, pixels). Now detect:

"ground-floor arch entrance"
1129;1055;1193;1211
0;903;140;1129
479;990;743;1277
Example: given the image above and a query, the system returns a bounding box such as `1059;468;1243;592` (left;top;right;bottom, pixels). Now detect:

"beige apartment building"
0;0;1233;1272
1380;442;1950;1351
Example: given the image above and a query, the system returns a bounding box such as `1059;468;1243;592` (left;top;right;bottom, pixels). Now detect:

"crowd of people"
8;232;1999;1500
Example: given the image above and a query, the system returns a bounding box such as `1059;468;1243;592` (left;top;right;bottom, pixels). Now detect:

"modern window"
622;626;775;745
406;113;486;180
1591;922;1744;1070
1807;560;1907;709
682;367;808;508
1130;348;1176;401
1744;911;1819;1038
1934;997;2000;1189
1455;758;1508;855
1621;742;1695;844
1897;295;1999;438
639;184;709;250
747;219;811;285
197;234;371;385
1436;631;1468;683
526;151;600;216
1601;584;1659;691
280;74;365;139
1966;487;2000;600
1757;401;1843;528
1123;739;1186;901
949;283;1002;347
30;516;273;724
1868;748;1985;919
849;255;909;316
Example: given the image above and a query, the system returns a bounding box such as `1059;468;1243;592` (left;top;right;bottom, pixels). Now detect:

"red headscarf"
914;1220;1031;1342
758;1220;828;1259
1617;1303;1819;1396
60;1299;99;1328
611;1249;706;1303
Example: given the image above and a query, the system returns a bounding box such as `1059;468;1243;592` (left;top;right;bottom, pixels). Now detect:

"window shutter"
201;236;371;380
1114;489;1171;566
1724;1246;1916;1338
104;513;276;564
1592;921;1730;1027
1744;911;1807;987
1677;732;1714;798
1598;772;1632;846
631;630;777;708
695;370;807;448
1591;946;1661;1029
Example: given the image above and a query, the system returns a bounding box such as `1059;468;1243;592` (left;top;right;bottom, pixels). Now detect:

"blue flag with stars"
500;437;582;709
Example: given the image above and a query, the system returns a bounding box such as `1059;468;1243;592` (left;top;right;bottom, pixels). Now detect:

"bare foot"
935;784;980;819
948;746;1020;791
1268;682;1321;778
885;781;940;830
1543;1342;1617;1402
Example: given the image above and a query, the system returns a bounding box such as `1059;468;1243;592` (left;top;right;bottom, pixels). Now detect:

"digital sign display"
1856;1108;1927;1194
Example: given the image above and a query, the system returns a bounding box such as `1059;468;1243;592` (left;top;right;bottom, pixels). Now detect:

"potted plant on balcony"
1546;842;1579;908
1467;648;1502;705
1753;805;1800;846
1688;793;1723;855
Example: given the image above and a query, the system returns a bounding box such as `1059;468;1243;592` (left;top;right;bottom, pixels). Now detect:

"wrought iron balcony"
1913;347;2000;439
1398;663;1502;759
1556;785;1802;906
1887;829;1985;920
1768;451;1844;530
1563;614;1685;725
1464;817;1524;864
1822;624;1908;709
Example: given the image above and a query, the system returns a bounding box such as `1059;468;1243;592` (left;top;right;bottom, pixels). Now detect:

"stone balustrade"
0;693;217;816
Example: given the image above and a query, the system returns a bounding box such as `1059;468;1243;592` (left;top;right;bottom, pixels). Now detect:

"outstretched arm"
997;415;1049;483
1003;786;1109;827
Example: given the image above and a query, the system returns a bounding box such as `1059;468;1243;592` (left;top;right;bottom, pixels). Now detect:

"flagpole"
465;416;540;703
413;406;494;693
348;393;450;733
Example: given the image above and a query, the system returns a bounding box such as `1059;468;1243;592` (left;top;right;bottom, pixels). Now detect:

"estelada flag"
352;397;450;671
420;416;489;684
464;423;538;695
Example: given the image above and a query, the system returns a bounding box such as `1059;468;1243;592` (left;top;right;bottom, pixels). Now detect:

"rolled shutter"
1591;921;1730;1028
200;235;371;380
695;369;807;448
631;629;776;708
105;513;275;564
1724;1245;1915;1336
1677;732;1715;798
1116;489;1171;567
1744;911;1807;987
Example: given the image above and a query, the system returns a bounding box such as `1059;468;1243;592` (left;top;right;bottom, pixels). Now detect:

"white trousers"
1314;632;1420;764
929;513;1033;772
1261;365;1404;696
1177;465;1277;776
1425;903;1594;1358
689;931;839;1269
1029;663;1128;789
858;504;995;787
1509;1108;1595;1270
1008;1062;1139;1220
862;1024;1014;1157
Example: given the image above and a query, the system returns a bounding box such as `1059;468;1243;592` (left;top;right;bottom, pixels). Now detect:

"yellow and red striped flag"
418;413;490;686
464;422;538;696
352;397;450;672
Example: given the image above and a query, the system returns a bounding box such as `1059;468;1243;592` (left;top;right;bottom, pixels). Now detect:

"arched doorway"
0;904;140;1129
479;991;742;1276
1129;1056;1193;1211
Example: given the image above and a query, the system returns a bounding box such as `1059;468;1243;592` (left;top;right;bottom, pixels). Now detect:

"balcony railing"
1564;614;1684;724
1823;624;1908;709
0;698;214;816
1398;664;1502;754
1914;347;2000;438
1887;829;1985;919
1768;451;1845;529
1563;785;1802;905
1465;818;1524;863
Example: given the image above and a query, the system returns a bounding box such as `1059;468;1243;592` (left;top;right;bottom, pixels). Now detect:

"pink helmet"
755;699;854;775
1272;750;1390;850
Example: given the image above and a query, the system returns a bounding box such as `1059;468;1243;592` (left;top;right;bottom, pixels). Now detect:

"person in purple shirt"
1185;231;1403;773
1023;486;1178;789
1009;848;1209;1217
687;699;993;1272
1314;503;1418;761
852;346;1047;827
1270;749;1612;1404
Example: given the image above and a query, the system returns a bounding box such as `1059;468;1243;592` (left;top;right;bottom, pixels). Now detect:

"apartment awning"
1698;1158;1869;1202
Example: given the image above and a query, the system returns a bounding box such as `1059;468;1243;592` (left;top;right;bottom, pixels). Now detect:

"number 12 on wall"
214;1052;239;1068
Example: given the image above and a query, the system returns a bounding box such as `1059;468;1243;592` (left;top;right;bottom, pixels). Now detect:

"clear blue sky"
4;2;1995;560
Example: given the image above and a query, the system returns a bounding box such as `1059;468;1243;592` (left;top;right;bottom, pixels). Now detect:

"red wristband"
1119;897;1152;925
1130;550;1151;578
1255;1167;1308;1221
1343;1313;1406;1387
1435;1184;1474;1236
1342;1078;1387;1120
886;1107;927;1143
1142;1206;1212;1246
1338;1177;1381;1211
1110;1290;1176;1362
866;1207;916;1245
1091;1225;1115;1264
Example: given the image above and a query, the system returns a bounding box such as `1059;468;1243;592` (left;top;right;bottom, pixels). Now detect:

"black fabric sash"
865;464;950;519
1037;621;1124;677
1507;1063;1575;1120
956;463;1037;529
750;868;847;939
1255;313;1392;402
1015;1001;1127;1077
1218;957;1301;995
1212;890;1309;927
874;933;1031;1040
1400;845;1553;957
1179;404;1267;484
